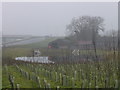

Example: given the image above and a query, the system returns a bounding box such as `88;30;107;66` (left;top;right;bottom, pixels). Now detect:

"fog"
2;2;118;36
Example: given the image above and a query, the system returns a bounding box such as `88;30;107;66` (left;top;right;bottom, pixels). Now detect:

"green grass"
2;66;38;88
2;66;11;88
0;66;2;89
2;48;32;59
2;36;119;88
19;64;63;88
0;48;2;89
2;37;58;59
2;60;118;88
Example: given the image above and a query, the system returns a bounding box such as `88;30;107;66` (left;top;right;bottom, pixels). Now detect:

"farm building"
48;39;73;49
48;38;93;49
48;36;118;50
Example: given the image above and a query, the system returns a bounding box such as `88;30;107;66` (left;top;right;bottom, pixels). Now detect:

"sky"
0;2;1;45
2;2;118;36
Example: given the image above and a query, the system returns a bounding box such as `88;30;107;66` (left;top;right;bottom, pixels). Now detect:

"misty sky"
2;2;118;36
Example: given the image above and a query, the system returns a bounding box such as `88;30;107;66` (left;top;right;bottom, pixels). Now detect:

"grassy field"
0;66;2;89
2;46;119;88
2;37;58;88
0;48;2;89
2;59;118;88
3;48;32;59
2;66;39;88
2;37;119;89
2;37;58;58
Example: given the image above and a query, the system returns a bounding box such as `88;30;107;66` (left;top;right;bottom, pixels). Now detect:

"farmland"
2;37;119;89
2;58;118;88
2;2;119;89
0;65;1;89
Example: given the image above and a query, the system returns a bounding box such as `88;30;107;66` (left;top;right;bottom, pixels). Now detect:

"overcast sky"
2;2;118;36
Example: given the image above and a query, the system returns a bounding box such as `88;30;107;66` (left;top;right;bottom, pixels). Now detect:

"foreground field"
2;36;119;88
2;59;118;88
0;66;2;89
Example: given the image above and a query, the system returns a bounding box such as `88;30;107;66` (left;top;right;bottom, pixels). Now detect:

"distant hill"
6;37;61;48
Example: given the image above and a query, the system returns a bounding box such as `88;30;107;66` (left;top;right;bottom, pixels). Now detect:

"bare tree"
66;16;104;60
66;16;104;41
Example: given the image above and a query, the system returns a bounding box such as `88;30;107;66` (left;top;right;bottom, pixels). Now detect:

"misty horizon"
2;2;118;36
